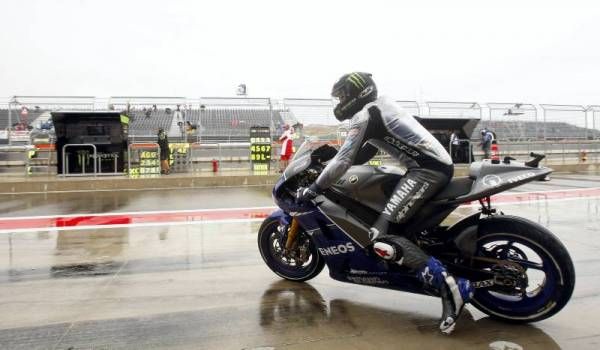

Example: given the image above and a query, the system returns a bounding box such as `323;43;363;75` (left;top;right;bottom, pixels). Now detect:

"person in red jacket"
278;124;294;172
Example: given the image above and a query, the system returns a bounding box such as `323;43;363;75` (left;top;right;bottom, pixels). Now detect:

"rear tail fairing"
444;159;553;205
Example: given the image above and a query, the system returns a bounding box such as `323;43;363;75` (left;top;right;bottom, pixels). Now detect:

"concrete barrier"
0;161;597;194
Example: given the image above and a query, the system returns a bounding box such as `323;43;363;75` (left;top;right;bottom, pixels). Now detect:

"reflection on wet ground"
1;173;598;218
257;280;561;350
0;186;276;217
0;279;564;350
0;175;599;349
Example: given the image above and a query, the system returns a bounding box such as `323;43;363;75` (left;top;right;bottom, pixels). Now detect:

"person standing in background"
479;128;493;159
157;128;170;175
450;130;460;162
278;124;294;172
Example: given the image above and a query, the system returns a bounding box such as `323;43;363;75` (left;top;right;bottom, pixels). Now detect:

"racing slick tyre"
258;217;325;282
470;215;575;323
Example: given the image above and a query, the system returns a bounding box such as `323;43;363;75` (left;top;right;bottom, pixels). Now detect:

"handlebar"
525;152;546;168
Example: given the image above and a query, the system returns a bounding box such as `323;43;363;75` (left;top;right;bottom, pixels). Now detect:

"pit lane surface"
0;174;599;349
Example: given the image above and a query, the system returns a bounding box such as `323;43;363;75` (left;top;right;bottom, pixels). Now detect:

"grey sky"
1;0;599;104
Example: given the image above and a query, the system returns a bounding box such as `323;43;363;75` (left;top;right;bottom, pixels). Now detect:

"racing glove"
296;184;321;204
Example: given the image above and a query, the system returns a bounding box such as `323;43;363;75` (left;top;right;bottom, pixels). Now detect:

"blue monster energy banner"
249;126;271;172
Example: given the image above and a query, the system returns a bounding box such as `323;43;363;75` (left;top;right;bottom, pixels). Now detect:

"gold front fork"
285;218;300;250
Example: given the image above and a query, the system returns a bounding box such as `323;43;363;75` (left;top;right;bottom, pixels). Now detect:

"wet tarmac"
0;174;599;349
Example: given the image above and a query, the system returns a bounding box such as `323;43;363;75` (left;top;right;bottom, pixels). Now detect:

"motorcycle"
258;141;575;323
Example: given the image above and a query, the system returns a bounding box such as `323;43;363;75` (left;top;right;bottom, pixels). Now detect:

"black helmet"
331;72;378;122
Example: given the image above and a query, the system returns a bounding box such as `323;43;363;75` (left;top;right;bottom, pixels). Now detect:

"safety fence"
1;96;600;148
2;139;598;177
426;101;482;119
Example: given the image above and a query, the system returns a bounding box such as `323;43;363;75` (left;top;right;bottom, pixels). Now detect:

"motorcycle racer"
296;72;473;334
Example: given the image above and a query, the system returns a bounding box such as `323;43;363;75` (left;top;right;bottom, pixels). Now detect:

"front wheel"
469;215;575;323
258;217;325;282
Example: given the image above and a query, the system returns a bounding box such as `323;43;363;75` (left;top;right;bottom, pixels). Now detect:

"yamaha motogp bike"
258;141;575;323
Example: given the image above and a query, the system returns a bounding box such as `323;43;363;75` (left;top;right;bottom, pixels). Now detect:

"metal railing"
2;96;600;150
495;140;600;164
190;142;252;172
449;139;473;164
62;143;97;177
426;101;482;119
4;96;95;145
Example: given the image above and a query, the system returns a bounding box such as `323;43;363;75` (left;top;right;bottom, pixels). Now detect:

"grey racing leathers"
314;96;454;235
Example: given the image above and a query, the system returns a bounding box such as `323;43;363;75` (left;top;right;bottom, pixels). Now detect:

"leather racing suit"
308;95;472;334
314;96;454;237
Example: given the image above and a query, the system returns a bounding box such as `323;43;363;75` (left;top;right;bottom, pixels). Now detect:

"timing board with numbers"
249;126;272;172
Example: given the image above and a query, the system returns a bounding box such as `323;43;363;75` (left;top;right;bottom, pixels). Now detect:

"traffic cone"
491;143;500;162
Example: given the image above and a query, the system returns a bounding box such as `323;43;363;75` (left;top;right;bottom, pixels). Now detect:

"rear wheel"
258;217;325;282
469;215;575;323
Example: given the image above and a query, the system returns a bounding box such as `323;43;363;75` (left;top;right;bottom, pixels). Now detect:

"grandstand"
0;109;9;130
189;107;276;143
126;107;287;143
128;108;174;138
0;107;47;129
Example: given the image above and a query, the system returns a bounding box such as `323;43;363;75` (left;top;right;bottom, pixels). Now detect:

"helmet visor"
332;88;348;108
332;96;341;106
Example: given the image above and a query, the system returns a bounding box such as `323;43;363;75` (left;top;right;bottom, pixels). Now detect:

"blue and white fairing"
268;141;425;293
271;141;336;214
301;208;426;292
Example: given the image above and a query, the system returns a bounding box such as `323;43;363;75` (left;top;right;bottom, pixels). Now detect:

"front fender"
266;208;292;226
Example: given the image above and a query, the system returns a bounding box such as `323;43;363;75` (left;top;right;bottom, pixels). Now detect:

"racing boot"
418;257;474;334
373;238;473;334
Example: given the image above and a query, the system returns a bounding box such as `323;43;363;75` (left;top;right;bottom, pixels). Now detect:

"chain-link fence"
426;101;482;119
6;96;95;145
2;96;600;163
196;97;273;144
588;106;600;140
108;96;188;143
281;98;348;147
0;101;8;142
486;103;539;141
540;104;591;140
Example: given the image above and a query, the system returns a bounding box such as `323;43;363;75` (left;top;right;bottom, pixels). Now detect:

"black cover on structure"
52;111;129;174
413;116;480;164
413;116;480;139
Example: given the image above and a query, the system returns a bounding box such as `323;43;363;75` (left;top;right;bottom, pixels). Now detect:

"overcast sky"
1;0;599;105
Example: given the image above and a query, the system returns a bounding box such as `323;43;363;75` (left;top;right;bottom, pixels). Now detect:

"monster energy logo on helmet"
347;72;367;89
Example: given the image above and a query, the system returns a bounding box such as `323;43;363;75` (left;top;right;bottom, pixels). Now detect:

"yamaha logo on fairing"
482;174;502;187
318;242;356;256
349;175;359;184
